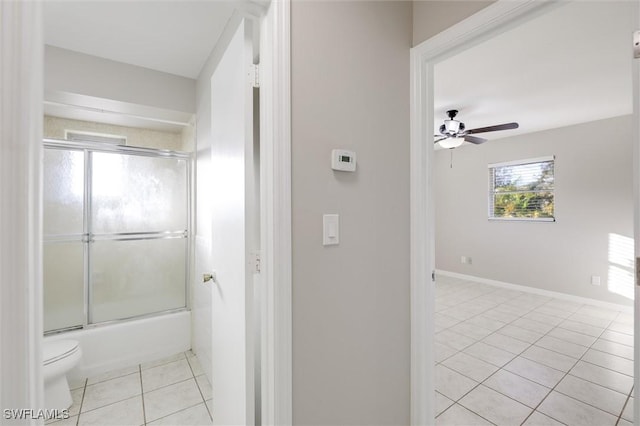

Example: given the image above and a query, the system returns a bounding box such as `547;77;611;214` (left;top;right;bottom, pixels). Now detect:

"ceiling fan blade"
464;135;487;144
434;137;447;144
466;122;519;134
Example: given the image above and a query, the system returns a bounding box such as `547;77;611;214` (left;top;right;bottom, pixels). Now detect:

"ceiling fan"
435;109;519;149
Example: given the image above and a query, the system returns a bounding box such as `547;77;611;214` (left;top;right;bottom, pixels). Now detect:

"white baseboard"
436;270;633;314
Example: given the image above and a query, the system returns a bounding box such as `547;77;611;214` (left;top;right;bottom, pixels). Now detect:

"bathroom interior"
41;2;259;423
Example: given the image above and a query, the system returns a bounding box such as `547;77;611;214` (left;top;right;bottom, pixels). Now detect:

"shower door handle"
203;273;216;283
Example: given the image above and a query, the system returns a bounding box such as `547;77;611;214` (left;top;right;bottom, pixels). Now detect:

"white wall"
435;116;634;306
291;2;411;424
45;45;196;114
412;0;495;46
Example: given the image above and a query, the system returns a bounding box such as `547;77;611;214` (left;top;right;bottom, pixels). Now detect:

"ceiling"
434;1;634;144
44;0;235;79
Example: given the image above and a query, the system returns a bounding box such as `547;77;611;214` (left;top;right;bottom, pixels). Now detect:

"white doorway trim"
410;1;567;424
259;1;293;425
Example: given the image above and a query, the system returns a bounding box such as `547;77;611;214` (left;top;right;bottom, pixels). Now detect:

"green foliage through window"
489;158;554;220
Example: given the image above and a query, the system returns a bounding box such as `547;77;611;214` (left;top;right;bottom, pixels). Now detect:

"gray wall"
435;116;634;306
291;1;412;424
45;45;196;113
412;0;495;46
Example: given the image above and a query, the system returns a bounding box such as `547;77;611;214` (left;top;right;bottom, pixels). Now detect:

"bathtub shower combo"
42;138;191;408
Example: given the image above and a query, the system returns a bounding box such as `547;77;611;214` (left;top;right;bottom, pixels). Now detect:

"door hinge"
432;270;436;282
250;64;260;88
634;31;640;59
252;252;261;274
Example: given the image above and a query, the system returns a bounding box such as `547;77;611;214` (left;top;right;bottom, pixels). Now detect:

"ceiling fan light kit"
435;109;519;149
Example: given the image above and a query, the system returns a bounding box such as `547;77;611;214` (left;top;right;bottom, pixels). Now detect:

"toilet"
43;340;82;410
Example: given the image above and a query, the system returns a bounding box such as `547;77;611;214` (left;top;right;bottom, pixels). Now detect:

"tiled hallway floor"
48;351;212;426
435;275;634;426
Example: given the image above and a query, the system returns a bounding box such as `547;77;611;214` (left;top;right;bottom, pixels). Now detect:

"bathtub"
45;310;191;382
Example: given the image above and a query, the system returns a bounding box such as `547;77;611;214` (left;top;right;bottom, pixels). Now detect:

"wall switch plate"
591;275;601;286
323;214;339;246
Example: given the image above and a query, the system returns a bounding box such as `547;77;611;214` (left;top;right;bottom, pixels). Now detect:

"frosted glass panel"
91;153;187;233
43;149;84;235
90;238;186;323
43;243;84;332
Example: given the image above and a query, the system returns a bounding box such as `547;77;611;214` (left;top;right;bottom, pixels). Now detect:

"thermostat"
331;149;356;172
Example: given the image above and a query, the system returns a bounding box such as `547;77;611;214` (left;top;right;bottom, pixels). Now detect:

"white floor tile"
520;345;578;372
141;353;186;370
569;361;634;395
435;313;461;329
144;378;203;422
558;319;605;337
582;349;634;376
512;317;554;334
600;329;633;346
483;332;531;354
148;402;212;425
483;369;550;408
87;365;139;385
436;403;492;426
591;338;634;360
521;411;564;425
449;322;493;340
547;327;597;347
522;312;564;327
78;395;144;426
435;329;476;351
503;357;564;388
554;374;626;416
568;312;613;328
618;419;633;426
435;365;478;401
534;335;588;359
482;309;520;324
459;384;532;426
435;392;455;416
435;342;457;363
470;315;507;332
205;399;213;419
187;355;204;377
69;387;84;417
497;325;543;344
142;359;194;392
195;375;212;401
463;341;515;367
441;352;499;382
81;373;142;412
537;391;618;426
622;396;633;422
46;415;78;425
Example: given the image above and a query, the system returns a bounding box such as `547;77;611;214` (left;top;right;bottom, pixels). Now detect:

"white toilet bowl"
43;340;82;410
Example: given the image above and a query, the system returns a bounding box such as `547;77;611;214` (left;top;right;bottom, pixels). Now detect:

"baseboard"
436;270;633;314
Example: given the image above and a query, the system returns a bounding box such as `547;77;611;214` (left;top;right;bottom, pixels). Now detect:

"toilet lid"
43;340;80;365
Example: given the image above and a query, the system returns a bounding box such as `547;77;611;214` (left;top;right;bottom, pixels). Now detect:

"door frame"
408;1;613;424
258;1;293;424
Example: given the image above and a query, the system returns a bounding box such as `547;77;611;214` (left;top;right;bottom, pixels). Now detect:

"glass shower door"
89;152;188;323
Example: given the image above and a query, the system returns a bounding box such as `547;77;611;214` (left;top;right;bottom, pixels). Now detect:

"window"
488;156;555;221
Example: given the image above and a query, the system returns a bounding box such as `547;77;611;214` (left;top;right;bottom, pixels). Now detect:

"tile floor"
48;351;212;426
435;275;634;426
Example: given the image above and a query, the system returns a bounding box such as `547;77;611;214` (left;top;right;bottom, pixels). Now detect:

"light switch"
323;214;339;246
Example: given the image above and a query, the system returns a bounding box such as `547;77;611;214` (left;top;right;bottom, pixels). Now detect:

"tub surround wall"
44;115;187;151
46;311;190;381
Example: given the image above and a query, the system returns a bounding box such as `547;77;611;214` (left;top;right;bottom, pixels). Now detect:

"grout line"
75;378;87;426
139;364;147;425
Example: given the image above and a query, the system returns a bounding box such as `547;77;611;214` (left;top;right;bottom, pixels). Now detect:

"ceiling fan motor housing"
441;119;465;135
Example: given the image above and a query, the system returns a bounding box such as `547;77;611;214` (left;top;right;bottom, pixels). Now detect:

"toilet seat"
44;340;80;366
